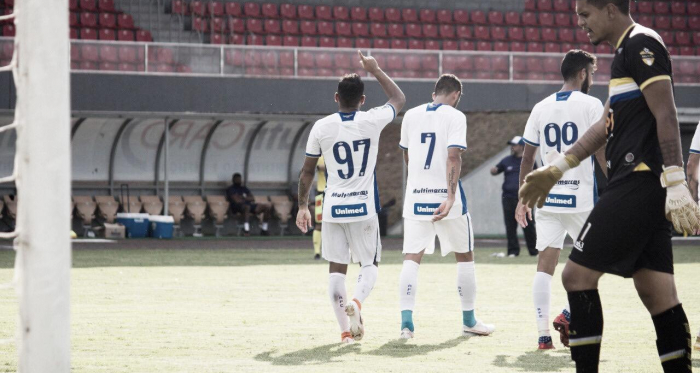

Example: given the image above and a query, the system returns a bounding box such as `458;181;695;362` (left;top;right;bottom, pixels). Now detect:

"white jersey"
690;121;700;155
400;103;468;221
522;91;604;213
305;104;396;223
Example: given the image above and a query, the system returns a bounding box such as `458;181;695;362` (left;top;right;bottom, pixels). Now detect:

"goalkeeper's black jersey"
605;23;673;185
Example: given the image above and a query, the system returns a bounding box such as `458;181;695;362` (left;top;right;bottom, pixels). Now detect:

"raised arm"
296;157;318;233
358;51;406;113
433;147;464;222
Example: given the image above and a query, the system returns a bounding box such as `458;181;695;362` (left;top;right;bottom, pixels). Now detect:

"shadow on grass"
366;336;470;358
493;351;574;372
254;343;360;365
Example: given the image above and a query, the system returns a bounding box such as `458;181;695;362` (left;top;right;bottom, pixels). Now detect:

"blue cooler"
149;215;174;239
116;213;150;238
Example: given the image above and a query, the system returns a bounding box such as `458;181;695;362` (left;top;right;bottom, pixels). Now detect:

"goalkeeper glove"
660;165;700;234
519;151;580;209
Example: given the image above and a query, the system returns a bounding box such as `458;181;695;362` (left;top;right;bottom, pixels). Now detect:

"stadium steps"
113;0;200;43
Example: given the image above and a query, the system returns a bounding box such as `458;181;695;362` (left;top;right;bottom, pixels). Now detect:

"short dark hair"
434;74;462;96
337;74;364;108
561;49;597;81
232;173;242;179
584;0;630;15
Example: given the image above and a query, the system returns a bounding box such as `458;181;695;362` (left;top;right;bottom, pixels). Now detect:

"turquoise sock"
463;310;476;328
401;310;414;332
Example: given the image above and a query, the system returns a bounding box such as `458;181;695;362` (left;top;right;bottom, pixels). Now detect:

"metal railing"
1;37;699;85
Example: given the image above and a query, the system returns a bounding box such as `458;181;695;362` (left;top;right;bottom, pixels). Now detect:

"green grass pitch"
1;241;700;372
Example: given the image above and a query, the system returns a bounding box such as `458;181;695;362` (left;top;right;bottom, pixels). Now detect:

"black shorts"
231;202;257;214
569;172;673;278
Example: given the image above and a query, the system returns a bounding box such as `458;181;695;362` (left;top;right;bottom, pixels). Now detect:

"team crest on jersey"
639;48;655;66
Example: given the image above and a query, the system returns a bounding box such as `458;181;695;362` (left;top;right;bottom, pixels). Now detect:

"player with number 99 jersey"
306;104;396;224
522;91;604;214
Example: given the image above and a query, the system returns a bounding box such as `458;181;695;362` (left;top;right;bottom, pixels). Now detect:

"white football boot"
345;299;364;341
399;328;414;339
462;320;496;336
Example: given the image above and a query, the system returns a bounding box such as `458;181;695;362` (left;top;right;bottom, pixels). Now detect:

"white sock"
353;264;378;304
457;262;476;311
261;222;268;231
244;222;250;231
533;271;552;337
329;273;349;332
399;260;420;311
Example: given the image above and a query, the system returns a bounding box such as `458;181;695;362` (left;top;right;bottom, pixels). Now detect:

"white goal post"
11;0;72;371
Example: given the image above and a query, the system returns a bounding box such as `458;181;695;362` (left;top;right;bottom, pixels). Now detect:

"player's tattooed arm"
643;79;683;167
297;157;318;208
446;148;464;200
565;100;609;163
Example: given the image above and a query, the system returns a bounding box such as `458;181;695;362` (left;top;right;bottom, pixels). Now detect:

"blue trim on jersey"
306;152;321;157
338;111;357;122
690;149;700;154
591;156;599;204
399;144;408;150
447;145;467;149
522;138;539;147
373;169;381;214
610;89;642;104
386;104;396;119
426;103;443;112
458;179;467;214
556;91;573;101
466;213;472;251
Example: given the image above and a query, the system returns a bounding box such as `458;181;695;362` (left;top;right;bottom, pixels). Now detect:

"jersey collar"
426;103;443;111
338;111;357;122
615;23;636;49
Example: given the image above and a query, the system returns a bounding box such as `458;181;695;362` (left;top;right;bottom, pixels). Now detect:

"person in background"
227;173;271;236
491;136;537;257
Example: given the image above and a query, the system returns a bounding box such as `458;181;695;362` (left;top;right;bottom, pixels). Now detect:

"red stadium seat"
672;16;687;30
368;7;384;22
477;41;492;51
579;44;594;53
80;44;99;61
575;29;588;43
553;0;569;11
99;13;116;28
420;9;436;24
98;28;115;40
537;0;552;11
355;38;371;48
527;42;543;52
315;53;332;68
667;46;679;56
70;0;80;11
508;27;524;41
300;20;316;35
422;54;438;69
525;27;540;41
319;36;334;47
190;1;207;16
70;12;80;27
246;19;263;34
118;63;137;72
425;40;440;50
491;26;506;40
264;19;281;34
117;14;134;29
654;2;669;14
676;31;691;46
300;36;316;47
352;22;369;37
494;41;509;51
505;11;520;26
81;0;97;12
117;29;134;41
522;12;537;26
244;2;261;17
262;3;278;18
280;3;296;19
471;10;486;25
459;40;475;50
298;5;314;20
334;52;353;68
545;42;560;53
385;8;400;22
337;37;353;48
655;16;671;30
229;18;245;33
454;10;469;24
555;13;570;27
693;31;700;44
436;9;453;24
637;1;653;13
406;23;422;38
98;0;115;12
318;21;334;36
404;55;420;70
336;21;352;37
671;1;686;15
225;2;242;16
374;38;389;49
210;33;225;44
559;28;574;43
80;28;98;40
81;12;98;28
456;25;472;39
388;23;404;38
394;39;409;49
78;61;98;70
690;17;700;30
513;56;527;72
316;5;332;20
172;0;189;15
371;23;387;38
423;24;438;39
203;1;223;16
136;30;152;42
70;28;79;39
192;17;208;33
542;28;557;42
278;51;294;67
228;34;245;45
526;56;543;72
474;25;489;39
247;34;264;45
282;35;298;46
386;55;403;69
402;8;418;23
510;41;526;52
659;30;673;44
443;40;458;50
346;7;365;22
561;42;574;52
439;24;455;39
333;6;349;20
539;13;554;27
679;46;694;56
488;11;504;25
99;45;117;62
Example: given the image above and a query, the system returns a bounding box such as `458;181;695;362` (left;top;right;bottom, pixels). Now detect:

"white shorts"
322;215;381;266
535;209;591;251
402;213;474;256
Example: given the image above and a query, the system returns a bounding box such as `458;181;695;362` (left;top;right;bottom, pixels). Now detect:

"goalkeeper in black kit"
519;0;699;372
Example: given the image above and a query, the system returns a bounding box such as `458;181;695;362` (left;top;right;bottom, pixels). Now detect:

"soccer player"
520;1;700;371
296;51;406;344
686;121;700;351
312;156;326;260
515;50;606;350
397;74;494;339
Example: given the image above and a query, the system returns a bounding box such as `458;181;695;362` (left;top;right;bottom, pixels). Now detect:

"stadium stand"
205;195;229;237
270;195;293;236
95;195;119;223
167;196;186;236
73;196;97;236
182;195;207;235
140;195;164;216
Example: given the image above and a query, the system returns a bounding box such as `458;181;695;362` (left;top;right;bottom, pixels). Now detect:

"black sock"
568;290;603;373
652;304;692;373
